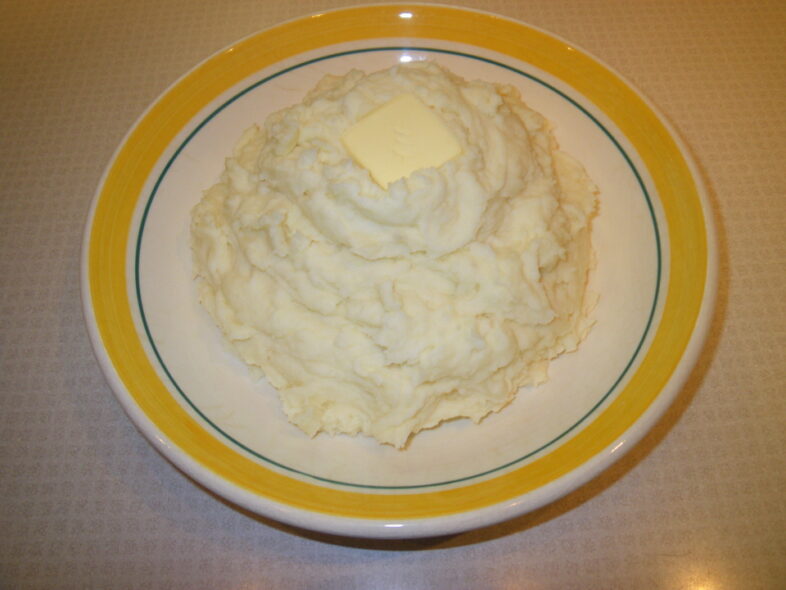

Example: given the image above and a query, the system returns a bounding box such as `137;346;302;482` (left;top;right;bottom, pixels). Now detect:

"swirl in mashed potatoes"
190;62;597;448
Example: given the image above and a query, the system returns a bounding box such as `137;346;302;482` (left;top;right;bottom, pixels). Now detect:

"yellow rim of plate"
87;4;708;519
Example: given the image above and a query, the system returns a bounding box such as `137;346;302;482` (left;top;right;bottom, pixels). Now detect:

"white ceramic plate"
82;4;716;538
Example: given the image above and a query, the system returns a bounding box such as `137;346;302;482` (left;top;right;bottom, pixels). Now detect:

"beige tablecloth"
2;1;784;588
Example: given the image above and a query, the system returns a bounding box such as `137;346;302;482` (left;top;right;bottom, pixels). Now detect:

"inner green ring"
135;46;662;490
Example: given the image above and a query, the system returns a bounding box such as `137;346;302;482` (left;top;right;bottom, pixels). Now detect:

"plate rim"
80;3;717;538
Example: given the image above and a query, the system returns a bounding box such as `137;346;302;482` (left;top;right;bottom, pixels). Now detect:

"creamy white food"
191;62;597;448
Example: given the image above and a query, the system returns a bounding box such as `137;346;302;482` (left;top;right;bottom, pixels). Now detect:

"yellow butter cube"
341;93;462;188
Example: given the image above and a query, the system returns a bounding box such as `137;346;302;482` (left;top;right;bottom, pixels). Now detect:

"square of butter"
341;93;462;188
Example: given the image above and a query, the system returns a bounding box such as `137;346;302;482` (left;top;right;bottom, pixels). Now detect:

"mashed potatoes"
190;61;597;448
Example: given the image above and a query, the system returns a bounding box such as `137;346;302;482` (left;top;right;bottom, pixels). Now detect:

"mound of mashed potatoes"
191;61;597;448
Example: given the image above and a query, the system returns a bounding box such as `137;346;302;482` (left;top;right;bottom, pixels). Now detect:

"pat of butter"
341;93;462;187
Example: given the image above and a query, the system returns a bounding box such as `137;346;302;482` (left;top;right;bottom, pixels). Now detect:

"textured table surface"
2;1;785;588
